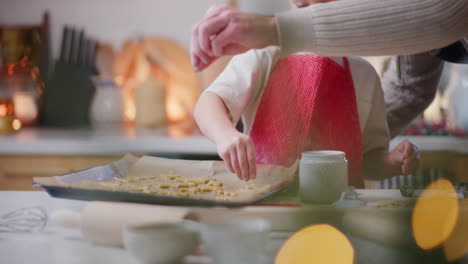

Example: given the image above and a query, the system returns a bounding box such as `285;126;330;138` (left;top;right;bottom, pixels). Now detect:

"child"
194;0;419;188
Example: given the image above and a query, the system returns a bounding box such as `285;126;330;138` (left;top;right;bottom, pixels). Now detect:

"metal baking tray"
33;182;290;207
32;158;292;207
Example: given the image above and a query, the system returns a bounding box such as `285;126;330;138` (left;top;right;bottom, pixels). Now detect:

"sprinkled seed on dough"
115;178;130;183
160;174;179;180
187;182;198;187
208;181;223;187
200;187;214;193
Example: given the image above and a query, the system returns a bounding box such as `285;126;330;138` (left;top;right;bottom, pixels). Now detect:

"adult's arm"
277;0;468;56
382;53;444;137
191;0;468;71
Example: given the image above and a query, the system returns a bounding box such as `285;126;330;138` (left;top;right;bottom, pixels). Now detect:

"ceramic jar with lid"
89;77;123;127
299;150;348;203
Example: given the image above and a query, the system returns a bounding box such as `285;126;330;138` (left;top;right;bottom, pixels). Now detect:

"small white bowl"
123;222;199;264
199;218;271;264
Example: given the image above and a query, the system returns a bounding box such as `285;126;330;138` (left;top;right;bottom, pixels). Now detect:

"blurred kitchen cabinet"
0;155;120;190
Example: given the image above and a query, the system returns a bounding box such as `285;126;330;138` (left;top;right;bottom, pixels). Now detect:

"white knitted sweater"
276;0;468;56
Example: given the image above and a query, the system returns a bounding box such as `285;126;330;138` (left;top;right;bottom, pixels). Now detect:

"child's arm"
194;47;279;181
194;92;257;181
356;57;419;180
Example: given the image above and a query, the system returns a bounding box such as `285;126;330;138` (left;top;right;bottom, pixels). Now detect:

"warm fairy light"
0;99;14;117
275;224;354;264
20;56;29;67
13;92;38;124
0;104;7;117
412;179;458;250
7;64;15;75
124;100;136;123
12;119;22;130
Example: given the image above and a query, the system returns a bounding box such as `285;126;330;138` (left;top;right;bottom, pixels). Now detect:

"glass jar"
299;150;348;203
89;77;124;127
0;61;43;126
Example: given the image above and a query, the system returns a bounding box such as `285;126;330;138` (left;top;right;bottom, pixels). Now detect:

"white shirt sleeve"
204;47;280;131
361;73;391;153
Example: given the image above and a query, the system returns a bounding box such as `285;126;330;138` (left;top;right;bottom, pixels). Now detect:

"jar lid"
301;150;345;157
300;150;346;162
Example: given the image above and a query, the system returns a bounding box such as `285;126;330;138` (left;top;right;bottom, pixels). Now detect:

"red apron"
249;54;364;188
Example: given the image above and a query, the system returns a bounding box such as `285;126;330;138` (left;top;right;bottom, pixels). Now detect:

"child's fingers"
247;140;257;180
237;143;249;181
402;160;410;175
408;153;420;172
222;151;235;174
229;148;243;181
413;144;420;159
400;140;411;157
401;152;420;174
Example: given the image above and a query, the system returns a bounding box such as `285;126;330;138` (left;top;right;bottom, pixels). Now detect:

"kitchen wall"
0;0;224;59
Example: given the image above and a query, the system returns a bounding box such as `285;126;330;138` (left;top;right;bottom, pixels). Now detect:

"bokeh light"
443;199;468;261
412;179;458;250
12;119;22;130
275;224;353;264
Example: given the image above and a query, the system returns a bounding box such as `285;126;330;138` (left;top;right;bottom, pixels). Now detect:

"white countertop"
0;191;208;264
0;190;454;264
0;127;217;156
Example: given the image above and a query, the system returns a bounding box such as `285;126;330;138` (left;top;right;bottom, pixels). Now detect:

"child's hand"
388;140;420;175
217;131;257;181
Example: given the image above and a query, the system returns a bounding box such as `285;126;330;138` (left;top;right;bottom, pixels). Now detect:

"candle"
13;92;38;125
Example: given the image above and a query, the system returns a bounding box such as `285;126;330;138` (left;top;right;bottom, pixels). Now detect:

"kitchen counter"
2;128;467;156
2;128;468;156
1;128;467;190
0;127;218;190
0;127;217;156
0;190;456;264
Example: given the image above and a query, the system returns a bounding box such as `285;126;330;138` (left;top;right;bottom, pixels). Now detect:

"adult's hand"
190;5;279;72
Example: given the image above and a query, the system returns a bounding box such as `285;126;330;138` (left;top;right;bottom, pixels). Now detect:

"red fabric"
249;55;364;187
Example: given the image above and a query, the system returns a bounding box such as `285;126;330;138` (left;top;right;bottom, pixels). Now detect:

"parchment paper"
34;154;298;204
125;156;299;202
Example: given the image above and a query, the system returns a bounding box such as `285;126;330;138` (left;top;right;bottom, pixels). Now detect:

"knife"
76;30;86;67
59;26;70;63
68;27;78;64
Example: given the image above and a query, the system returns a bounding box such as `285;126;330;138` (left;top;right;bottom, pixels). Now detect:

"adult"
191;0;468;136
